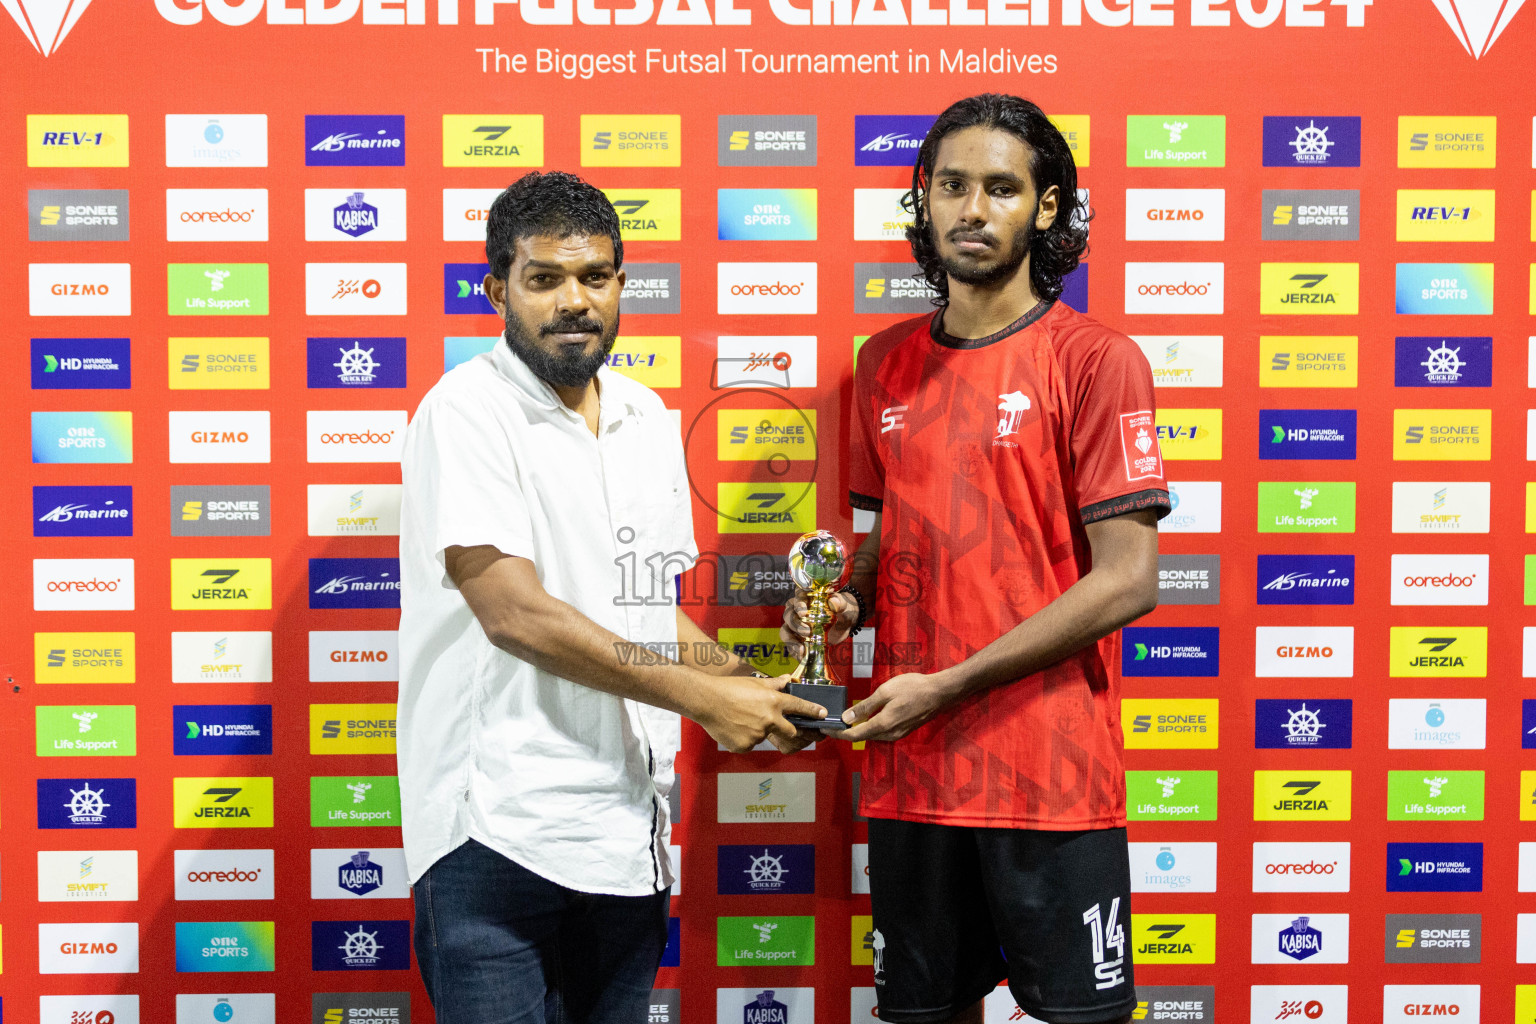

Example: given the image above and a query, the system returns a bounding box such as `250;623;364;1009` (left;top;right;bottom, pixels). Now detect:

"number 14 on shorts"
1083;898;1127;990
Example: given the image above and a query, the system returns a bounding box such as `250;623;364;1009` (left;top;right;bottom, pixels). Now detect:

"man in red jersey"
785;94;1167;1024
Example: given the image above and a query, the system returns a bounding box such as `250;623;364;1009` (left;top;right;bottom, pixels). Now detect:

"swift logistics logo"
307;485;403;537
305;115;405;166
36;777;136;829
442;114;543;166
1126;771;1217;821
1122;631;1220;679
853;115;934;166
1122;698;1219;749
717;773;816;823
170;558;273;610
1396;189;1496;242
1259;336;1357;387
719;115;817;167
1388;843;1483;892
1130;336;1224;389
1393;481;1490;533
718;189;817;241
1398;115;1496;166
34;630;135;684
172;776;275;828
30;188;129;241
1253;771;1352;821
36;849;139;902
1394;337;1492;387
310;557;402;609
1254;699;1353;749
174;704;273;756
1261;116;1361;167
170;631;273;684
1259;263;1359;314
34;485;133;538
31;337;131;389
1257;555;1355;605
1260;409;1356;460
582;114;680;167
1263;189;1359;241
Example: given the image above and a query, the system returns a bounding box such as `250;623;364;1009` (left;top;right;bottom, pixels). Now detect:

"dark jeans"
414;838;671;1024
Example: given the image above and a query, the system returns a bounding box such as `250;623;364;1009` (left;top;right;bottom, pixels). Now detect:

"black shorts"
867;819;1137;1024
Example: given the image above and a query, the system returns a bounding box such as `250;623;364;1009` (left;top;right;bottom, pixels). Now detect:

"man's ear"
483;271;508;317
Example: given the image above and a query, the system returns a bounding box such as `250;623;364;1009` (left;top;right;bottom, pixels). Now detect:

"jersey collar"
930;297;1055;350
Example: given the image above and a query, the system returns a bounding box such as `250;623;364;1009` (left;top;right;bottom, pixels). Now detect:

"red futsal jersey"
849;299;1170;830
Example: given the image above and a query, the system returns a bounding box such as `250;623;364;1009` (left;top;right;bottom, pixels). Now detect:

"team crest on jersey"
1120;410;1163;480
995;391;1032;447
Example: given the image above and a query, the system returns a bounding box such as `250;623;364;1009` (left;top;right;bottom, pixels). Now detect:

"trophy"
783;530;852;732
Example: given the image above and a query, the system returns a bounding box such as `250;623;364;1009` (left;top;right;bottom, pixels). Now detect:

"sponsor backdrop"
3;3;1535;1023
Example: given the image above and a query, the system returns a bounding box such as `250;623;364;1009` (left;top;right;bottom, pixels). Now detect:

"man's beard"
938;201;1038;288
504;308;620;388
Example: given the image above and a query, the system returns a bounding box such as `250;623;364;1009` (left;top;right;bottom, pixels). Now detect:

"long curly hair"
903;94;1089;305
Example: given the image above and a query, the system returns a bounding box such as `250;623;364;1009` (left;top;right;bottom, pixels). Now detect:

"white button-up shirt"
398;339;697;895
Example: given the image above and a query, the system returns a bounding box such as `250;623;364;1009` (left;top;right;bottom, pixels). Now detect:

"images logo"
1254;626;1354;677
37;777;136;829
34;485;132;538
27;115;128;166
1158;481;1221;534
716;484;817;535
175;921;276;972
170;558;273;611
1124;263;1224;315
174;704;273;756
1126;116;1225;167
853;115;935;166
718;189;817;242
719;115;817;167
1395;263;1494;314
582;115;680;167
1254;771;1352;821
1261;116;1361;167
174;848;275;900
310;557;402;609
1387;842;1483;892
602;189;682;241
1394;336;1491;387
311;920;412;971
1252;842;1351;893
1255;699;1353;749
172;776;275;828
1259;263;1359;315
167;262;269;315
1257;555;1354;605
1259;336;1357;387
305;189;407;242
1397;189;1496;242
306;115;404;166
1260;409;1356;460
1123;697;1219;749
443;114;543;167
1387;697;1486;748
1256;481;1355;533
1130;915;1215;964
1398;115;1496;166
29;262;132;316
311;776;402;828
166;113;268;167
718;845;816;895
308;262;407;316
1122;632;1220;680
1125;771;1217;821
1129;843;1217;893
1386;770;1484;821
30;188;129;242
33;558;135;611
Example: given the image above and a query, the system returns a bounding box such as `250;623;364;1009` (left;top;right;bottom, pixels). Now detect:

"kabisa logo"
34;485;133;538
744;990;789;1024
338;851;384;896
443;114;544;167
718;845;815;895
310;558;402;609
1253;771;1352;820
305;115;405;167
1388;842;1484;892
172;776;275;829
334;192;379;236
1255;699;1353;749
853;115;935;166
311;920;412;970
1394;337;1491;387
1250;914;1349;965
1130;915;1215;964
307;337;407;388
1261;117;1362;167
1123;629;1220;678
1277;916;1324;961
31;337;131;390
174;704;273;756
1257;555;1354;606
37;777;137;829
1260;409;1356;460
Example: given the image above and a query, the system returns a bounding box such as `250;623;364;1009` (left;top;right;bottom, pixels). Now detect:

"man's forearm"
675;607;759;677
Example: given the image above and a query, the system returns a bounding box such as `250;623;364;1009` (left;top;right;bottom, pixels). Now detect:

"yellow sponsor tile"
1122;698;1218;749
1258;337;1357;388
582;115;681;167
602;189;681;241
170;558;273;610
168;338;270;390
28;115;129;167
718;627;797;676
1156;409;1222;460
607;336;680;388
1396;190;1495;242
1392;409;1491;461
1260;263;1359;315
442;114;543;167
1397;116;1496;169
172;776;274;828
718;409;817;462
851;915;874;966
35;633;136;684
1050;115;1089;167
717;483;816;535
1130;914;1215;964
309;703;398;755
1254;770;1352;821
1388;626;1487;678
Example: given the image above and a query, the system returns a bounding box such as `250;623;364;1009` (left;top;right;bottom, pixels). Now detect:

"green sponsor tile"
36;704;136;756
1257;481;1356;533
310;775;402;827
1126;115;1226;168
167;263;270;316
1386;770;1484;821
1126;770;1217;821
717;916;815;966
1525;555;1536;605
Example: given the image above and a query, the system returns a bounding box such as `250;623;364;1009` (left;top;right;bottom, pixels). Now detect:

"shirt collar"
488;334;640;434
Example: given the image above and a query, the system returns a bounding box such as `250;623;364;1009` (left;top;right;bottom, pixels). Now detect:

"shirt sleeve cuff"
849;490;884;512
1079;489;1172;525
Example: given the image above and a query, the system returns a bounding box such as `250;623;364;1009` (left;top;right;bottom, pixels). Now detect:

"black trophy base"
784;682;848;732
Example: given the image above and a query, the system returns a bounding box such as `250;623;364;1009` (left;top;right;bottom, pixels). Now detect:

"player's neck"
940;260;1043;339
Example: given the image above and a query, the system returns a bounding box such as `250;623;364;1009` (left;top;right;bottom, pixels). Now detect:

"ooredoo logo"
306;410;407;463
166;189;269;242
718;263;817;315
34;558;136;611
1252;842;1352;893
174;849;276;900
1124;263;1224;315
168;410;271;463
1390;554;1489;606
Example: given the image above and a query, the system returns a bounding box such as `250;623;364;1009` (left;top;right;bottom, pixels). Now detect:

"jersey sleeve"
847;344;885;512
1069;334;1172;525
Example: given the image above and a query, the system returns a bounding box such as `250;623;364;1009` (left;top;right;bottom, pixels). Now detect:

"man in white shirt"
398;171;826;1024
